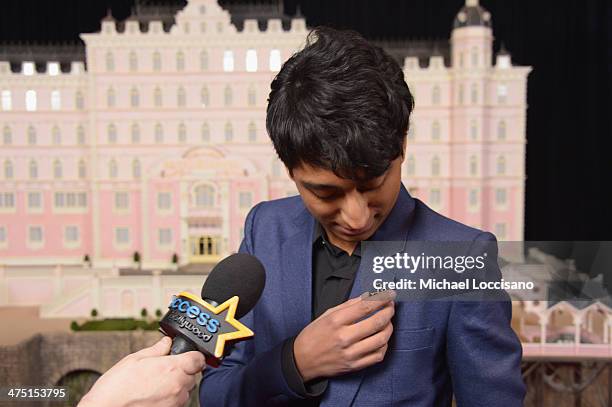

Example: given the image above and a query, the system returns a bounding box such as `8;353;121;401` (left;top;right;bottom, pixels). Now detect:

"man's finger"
132;336;172;360
332;295;393;326
172;351;206;375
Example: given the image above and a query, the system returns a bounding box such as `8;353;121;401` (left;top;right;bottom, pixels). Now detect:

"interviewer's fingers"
173;351;206;375
132;336;172;359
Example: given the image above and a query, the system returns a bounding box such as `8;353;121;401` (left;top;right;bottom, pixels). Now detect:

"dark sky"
1;0;611;240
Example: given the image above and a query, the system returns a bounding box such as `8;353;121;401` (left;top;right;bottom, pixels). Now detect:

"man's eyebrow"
300;181;342;190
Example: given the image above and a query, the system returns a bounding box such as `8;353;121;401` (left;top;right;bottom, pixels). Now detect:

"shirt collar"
312;222;362;258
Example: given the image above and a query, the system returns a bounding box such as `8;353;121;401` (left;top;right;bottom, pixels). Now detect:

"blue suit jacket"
201;185;525;406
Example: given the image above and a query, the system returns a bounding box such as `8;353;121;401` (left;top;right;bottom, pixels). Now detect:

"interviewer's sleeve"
199;203;306;406
447;232;526;407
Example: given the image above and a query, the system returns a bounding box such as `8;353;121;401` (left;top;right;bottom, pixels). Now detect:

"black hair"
266;26;414;181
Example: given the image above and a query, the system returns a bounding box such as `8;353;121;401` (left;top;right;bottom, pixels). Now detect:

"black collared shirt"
281;223;362;405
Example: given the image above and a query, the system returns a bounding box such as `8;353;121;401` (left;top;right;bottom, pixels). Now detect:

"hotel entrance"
189;235;222;263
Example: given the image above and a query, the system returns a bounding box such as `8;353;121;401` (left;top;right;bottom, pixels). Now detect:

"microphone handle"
170;335;197;355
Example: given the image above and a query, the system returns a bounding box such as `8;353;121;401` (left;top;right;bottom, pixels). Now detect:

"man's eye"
314;193;338;201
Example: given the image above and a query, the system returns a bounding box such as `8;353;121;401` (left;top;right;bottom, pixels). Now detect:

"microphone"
159;253;266;366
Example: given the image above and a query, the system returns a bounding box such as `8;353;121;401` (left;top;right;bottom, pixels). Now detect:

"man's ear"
401;136;408;162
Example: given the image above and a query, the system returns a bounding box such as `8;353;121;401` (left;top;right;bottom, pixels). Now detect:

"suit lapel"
321;184;416;407
280;207;315;337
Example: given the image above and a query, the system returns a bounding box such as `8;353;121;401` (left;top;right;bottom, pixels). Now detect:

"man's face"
290;156;404;253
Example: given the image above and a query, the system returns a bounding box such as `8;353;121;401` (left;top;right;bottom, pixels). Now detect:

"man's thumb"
133;336;172;359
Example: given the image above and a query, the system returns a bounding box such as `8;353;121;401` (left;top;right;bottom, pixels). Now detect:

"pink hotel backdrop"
4;0;605;354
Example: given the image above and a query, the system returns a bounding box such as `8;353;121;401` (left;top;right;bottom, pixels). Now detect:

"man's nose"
340;191;370;230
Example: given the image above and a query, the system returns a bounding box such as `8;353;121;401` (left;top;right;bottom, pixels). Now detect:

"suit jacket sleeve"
447;232;526;406
200;203;305;406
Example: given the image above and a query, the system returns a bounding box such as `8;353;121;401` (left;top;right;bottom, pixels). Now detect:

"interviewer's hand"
78;336;205;407
294;290;396;382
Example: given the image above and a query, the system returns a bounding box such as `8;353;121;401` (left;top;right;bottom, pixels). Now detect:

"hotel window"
431;156;440;177
430;189;441;206
470;119;478;140
108;123;117;144
29;226;43;243
469;155;478;176
239;191;252;209
54;192;87;208
201;86;209;107
199;5;206;14
406;155;415;176
470;84;478;105
159;228;172;246
26;90;37;111
269;49;281;71
497;120;507;140
0;227;6;244
115;192;129;210
109;159;118;178
471;47;478;67
78;160;87;179
247;86;256;107
201;123;210;143
200;21;207;33
131;123;140;144
494;223;507;240
223;50;234;72
153;51;162;72
28;192;42;210
468;189;479;208
157;228;172;246
65;226;79;243
224;86;233;106
3;126;11;145
48;62;60;76
52;126;61;145
157;192;172;210
115;227;130;245
1;90;12;111
107;87;116;107
224;122;233;142
497;156;506;175
458;84;464;105
431;121;440;141
4;160;13;179
53;160;63;179
129;51;138;72
178;123;187;143
75;91;84;110
0;192;15;208
155;123;164;143
154;87;162;107
407;122;416;141
106;51;115;72
77;125;86;145
459;52;464;68
130;87;140;107
51;90;61;110
195;185;215;208
177;51;185;71
132;159;141;179
200;50;208;71
246;49;258;72
177;87;186;107
29;160;38;179
432;85;440;105
495;188;507;205
27;126;37;145
497;84;507;104
248;122;257;142
217;22;223;33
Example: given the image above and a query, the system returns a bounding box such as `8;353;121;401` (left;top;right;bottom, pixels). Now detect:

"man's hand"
78;336;206;407
294;291;396;382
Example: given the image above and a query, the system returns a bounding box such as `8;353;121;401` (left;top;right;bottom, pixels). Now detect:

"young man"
201;27;525;406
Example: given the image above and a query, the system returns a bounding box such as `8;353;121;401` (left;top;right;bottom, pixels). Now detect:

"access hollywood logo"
168;296;221;336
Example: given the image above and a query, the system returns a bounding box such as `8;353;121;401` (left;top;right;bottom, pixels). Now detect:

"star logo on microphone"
177;291;254;358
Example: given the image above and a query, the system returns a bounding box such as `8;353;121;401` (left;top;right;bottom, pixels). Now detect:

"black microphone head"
201;253;266;319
